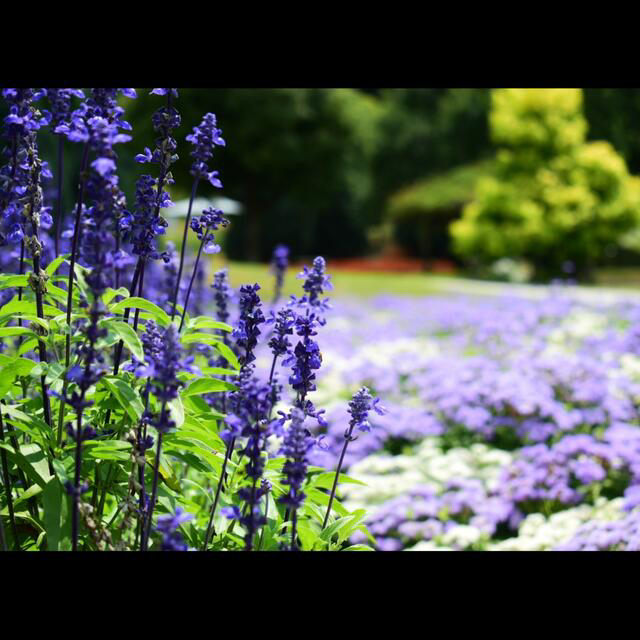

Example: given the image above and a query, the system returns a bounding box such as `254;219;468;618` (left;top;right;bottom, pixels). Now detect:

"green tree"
451;89;640;280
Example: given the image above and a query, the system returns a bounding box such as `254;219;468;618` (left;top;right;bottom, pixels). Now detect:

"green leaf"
168;394;185;428
187;316;233;332
0;442;50;488
100;318;144;362
101;286;130;306
0;326;36;338
200;366;240;377
341;544;374;551
296;518;323;551
180;332;222;347
309;471;368;490
0;274;28;290
12;482;43;508
319;509;367;546
100;376;144;421
109;297;170;326
84;440;132;461
18;338;38;356
0;357;38;396
42;476;66;551
1;404;52;446
306;487;349;518
45;254;67;276
182;377;238;396
211;341;240;370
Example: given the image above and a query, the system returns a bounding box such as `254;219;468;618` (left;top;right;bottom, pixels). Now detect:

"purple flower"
186;112;225;187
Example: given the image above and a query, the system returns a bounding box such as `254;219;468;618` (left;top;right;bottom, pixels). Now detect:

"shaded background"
22;88;640;277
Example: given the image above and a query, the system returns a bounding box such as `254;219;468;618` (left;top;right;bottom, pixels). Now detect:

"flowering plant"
0;88;378;552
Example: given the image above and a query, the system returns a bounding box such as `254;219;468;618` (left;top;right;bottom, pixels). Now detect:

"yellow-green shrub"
451;89;640;278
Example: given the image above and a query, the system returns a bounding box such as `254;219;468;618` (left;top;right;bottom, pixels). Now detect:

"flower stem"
71;411;83;552
64;142;90;369
0;406;19;550
55;134;64;257
178;230;206;332
170;177;199;321
202;437;235;551
322;425;354;530
141;410;166;551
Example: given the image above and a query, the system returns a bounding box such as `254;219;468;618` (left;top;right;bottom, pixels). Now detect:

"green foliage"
386;160;495;259
451;89;640;279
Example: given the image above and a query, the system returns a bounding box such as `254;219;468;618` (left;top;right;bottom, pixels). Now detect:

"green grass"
206;258;443;299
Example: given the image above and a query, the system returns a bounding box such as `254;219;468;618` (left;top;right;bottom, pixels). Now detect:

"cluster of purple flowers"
189;207;229;255
232;284;265;366
186;112;225;188
124;89;180;263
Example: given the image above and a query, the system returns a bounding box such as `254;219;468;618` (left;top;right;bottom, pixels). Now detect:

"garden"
2;87;640;552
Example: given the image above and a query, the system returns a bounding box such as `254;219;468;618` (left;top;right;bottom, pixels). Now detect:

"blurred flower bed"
252;286;640;551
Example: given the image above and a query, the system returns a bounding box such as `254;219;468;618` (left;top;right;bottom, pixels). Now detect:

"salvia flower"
232;284;265;366
278;408;316;511
268;307;296;359
294;256;332;311
212;269;232;324
189;206;229;254
44;89;85;130
128;89;180;261
271;244;289;303
348;387;387;433
186;112;225;187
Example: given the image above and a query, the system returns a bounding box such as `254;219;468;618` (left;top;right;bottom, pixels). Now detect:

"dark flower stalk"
0;90;54;429
322;387;385;529
140;324;185;551
178;207;228;332
278;408;315;550
65;298;106;551
171;112;225;321
202;286;265;550
113;89;177;377
43;89;85;256
56;89;135;440
266;307;296;417
0;406;19;549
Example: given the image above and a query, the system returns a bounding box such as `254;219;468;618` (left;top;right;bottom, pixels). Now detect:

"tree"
451;89;640;280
